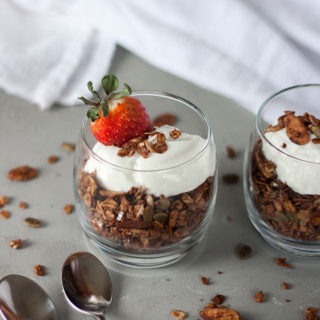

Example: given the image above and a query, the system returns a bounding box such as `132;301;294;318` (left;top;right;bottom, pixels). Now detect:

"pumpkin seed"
156;199;170;211
143;205;154;222
311;126;320;138
24;217;41;228
153;212;168;223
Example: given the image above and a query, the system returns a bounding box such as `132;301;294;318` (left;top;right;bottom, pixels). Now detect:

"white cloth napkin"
0;0;320;112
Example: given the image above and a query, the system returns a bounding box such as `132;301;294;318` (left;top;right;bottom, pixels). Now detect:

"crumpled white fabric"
0;0;320;111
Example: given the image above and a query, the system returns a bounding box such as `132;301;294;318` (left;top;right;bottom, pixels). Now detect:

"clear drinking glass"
244;84;320;256
74;91;217;267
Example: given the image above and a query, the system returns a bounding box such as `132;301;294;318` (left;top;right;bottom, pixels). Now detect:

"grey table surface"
1;47;319;320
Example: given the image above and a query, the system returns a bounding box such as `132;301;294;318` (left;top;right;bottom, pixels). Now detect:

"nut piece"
235;244;252;260
8;165;38;181
9;239;23;249
226;146;237;159
153;113;177;127
170;310;187;319
0;210;11;219
170;129;182;139
24;217;41;228
0;195;9;207
275;258;293;269
253;291;264;303
211;294;226;306
281;282;290;290
284;112;310;145
64;204;74;214
201;276;210;285
48;155;59;164
200;306;240;320
61;142;75;152
34;264;46;276
304;307;319;320
19;201;28;209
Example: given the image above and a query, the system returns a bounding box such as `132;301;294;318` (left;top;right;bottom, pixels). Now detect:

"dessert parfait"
74;75;217;266
244;84;320;256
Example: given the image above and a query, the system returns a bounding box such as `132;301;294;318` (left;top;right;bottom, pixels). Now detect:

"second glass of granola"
244;84;320;256
74;91;217;267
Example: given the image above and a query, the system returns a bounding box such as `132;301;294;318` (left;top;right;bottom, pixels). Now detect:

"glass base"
80;223;208;268
245;192;320;257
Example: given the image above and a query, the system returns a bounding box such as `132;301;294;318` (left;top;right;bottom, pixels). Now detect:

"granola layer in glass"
251;112;320;241
78;170;214;249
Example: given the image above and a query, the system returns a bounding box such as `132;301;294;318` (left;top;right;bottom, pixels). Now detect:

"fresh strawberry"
79;75;152;146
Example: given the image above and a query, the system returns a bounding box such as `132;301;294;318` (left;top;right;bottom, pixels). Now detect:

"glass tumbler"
74;91;217;267
244;84;320;256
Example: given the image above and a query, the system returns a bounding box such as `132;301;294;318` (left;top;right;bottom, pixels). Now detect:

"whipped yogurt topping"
262;128;320;195
85;125;215;197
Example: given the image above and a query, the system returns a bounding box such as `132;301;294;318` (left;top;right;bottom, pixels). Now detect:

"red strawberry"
79;75;152;147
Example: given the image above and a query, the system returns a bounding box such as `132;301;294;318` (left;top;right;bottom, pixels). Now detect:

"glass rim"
256;83;320;165
80;90;214;173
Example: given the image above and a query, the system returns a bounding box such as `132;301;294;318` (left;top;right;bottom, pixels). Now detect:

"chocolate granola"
251;111;320;240
78;171;214;250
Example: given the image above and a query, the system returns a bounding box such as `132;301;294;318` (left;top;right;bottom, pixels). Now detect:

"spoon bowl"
62;251;112;320
0;274;59;320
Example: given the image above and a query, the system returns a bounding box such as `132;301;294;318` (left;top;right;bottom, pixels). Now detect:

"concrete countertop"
0;47;319;320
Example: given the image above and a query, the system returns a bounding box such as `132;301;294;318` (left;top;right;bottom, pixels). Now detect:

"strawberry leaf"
78;96;99;106
87;81;101;101
87;106;100;121
111;83;133;100
101;74;119;95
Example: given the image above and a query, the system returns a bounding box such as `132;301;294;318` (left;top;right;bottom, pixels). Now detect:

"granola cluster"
265;111;320;144
117;128;181;158
251;111;320;240
78;170;213;249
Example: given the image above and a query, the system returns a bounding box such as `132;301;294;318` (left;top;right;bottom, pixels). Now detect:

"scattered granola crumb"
200;305;240;320
226;146;237;159
153;113;177;127
0;195;9;207
222;173;239;184
64;204;74;214
0;210;11;219
48;155;59;164
34;264;46;276
24;217;41;228
19;201;28;209
61;142;75;152
281;143;287;148
284;299;292;303
201;276;210;285
235;244;252;260
281;282;290;290
253;291;264;303
211;294;225;306
304;307;319;320
275;257;293;269
217;271;224;275
8;165;38;181
170;310;188;319
9;239;23;249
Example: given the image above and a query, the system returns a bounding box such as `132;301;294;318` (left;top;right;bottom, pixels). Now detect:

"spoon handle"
94;315;106;320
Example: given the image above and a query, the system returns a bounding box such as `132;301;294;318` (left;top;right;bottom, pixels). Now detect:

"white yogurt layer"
85;125;215;197
262;128;320;195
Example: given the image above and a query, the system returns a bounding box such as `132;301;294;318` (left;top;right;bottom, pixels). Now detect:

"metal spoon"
0;274;59;320
62;251;112;320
